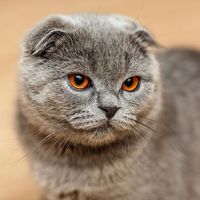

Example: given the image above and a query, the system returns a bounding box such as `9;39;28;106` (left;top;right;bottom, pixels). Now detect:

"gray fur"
17;13;200;200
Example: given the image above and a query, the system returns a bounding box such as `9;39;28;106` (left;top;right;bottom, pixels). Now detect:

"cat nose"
99;106;119;119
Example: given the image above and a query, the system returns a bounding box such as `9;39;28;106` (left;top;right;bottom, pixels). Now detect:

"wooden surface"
0;0;199;199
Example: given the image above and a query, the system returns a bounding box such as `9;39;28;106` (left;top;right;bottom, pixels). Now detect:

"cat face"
20;14;161;147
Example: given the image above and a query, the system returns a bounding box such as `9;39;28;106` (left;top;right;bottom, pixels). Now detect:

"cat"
17;13;200;200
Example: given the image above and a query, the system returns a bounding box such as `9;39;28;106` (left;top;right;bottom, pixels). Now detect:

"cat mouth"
88;121;114;132
71;119;131;133
68;120;133;147
85;120;130;133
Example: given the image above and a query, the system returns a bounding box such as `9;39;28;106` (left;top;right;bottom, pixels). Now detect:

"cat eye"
68;74;91;90
121;76;140;92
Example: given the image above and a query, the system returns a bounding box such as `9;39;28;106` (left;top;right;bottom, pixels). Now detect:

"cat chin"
70;119;133;133
70;130;130;148
67;121;134;147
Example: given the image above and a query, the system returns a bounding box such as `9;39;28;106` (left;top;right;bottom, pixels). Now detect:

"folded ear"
31;29;66;56
22;15;75;57
129;28;159;49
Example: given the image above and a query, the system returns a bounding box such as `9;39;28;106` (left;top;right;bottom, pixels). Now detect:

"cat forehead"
58;14;138;31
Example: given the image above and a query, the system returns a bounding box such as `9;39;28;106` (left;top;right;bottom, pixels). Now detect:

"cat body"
17;14;200;200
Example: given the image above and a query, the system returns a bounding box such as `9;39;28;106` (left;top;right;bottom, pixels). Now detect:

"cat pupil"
125;78;133;87
74;75;84;85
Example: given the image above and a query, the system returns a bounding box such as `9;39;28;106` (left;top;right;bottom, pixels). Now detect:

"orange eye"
121;76;140;92
68;74;90;90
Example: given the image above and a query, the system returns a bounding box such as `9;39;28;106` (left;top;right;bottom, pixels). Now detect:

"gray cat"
17;13;200;200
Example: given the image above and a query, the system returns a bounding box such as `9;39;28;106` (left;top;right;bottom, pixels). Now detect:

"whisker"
134;119;156;133
45;137;63;155
140;116;177;136
126;124;148;146
11;131;57;164
60;139;71;155
133;126;152;145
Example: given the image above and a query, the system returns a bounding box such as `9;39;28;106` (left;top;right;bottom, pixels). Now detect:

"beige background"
0;0;200;199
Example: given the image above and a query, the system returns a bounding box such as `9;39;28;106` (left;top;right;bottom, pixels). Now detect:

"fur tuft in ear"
31;29;66;56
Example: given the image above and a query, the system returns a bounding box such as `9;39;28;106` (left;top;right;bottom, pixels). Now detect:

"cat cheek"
63;84;94;105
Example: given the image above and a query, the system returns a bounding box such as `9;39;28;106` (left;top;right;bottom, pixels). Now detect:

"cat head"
19;14;161;148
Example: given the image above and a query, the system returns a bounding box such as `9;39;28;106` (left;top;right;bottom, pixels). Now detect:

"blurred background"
0;0;199;199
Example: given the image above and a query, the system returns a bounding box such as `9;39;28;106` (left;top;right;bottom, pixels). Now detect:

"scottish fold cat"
17;13;200;200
